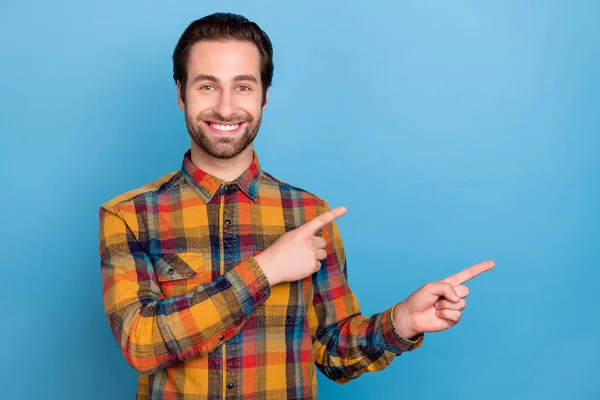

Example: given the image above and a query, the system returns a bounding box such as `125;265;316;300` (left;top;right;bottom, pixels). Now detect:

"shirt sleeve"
308;201;424;384
99;204;271;376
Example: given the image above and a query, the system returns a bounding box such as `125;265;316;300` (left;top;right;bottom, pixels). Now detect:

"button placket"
222;187;236;271
221;184;240;397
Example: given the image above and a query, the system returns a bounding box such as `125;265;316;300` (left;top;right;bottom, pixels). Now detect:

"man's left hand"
393;260;496;339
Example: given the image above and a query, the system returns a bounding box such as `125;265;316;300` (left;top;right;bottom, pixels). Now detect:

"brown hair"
173;12;274;105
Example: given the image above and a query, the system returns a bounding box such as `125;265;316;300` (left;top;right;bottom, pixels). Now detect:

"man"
99;12;494;399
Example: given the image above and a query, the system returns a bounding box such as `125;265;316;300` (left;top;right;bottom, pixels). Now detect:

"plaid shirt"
99;150;423;399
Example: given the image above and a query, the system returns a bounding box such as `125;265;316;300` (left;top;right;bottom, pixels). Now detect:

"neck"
189;142;254;182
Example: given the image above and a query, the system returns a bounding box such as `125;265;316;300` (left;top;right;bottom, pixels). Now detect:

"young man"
99;13;495;399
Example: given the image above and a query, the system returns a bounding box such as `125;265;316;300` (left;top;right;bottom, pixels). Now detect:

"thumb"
423;282;461;302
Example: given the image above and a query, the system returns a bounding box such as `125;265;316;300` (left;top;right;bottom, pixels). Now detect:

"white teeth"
210;123;240;131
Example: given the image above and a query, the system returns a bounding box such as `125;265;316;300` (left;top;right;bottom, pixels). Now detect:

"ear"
262;89;269;110
177;81;185;110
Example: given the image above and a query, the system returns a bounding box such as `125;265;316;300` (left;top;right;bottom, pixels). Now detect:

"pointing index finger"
443;260;495;286
301;206;347;235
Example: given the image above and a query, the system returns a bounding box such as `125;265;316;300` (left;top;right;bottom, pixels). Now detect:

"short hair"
172;12;274;105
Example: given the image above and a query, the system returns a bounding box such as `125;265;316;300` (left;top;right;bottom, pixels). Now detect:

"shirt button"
227;383;234;390
224;219;231;225
219;335;225;341
167;268;175;275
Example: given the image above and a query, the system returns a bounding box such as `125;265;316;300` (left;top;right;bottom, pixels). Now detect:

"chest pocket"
253;249;307;326
151;252;207;298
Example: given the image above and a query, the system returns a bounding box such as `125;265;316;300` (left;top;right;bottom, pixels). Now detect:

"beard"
185;108;261;159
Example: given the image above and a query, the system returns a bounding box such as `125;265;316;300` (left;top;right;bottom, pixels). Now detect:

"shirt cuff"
226;257;271;317
378;303;424;355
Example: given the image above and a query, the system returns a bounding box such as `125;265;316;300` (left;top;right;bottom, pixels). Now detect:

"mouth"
203;121;245;135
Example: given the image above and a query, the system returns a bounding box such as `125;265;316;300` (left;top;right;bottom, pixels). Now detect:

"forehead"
186;40;261;81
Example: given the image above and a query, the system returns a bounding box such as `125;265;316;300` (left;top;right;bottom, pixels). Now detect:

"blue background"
2;0;599;399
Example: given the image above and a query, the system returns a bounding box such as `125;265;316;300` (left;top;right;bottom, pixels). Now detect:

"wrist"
392;302;418;339
253;253;279;287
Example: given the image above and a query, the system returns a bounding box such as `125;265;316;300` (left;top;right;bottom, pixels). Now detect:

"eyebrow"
233;74;258;83
191;74;258;84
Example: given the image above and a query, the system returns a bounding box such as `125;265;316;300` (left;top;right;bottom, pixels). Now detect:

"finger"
435;298;466;311
316;249;327;261
300;206;347;236
314;259;322;271
443;260;495;286
436;309;461;323
424;282;461;302
455;285;469;298
312;236;327;249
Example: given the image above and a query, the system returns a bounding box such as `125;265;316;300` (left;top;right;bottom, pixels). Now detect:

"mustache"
196;111;252;124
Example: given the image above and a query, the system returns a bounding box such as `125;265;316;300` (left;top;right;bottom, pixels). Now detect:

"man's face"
178;40;267;159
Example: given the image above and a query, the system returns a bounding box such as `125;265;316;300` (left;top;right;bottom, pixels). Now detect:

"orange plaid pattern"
99;150;423;399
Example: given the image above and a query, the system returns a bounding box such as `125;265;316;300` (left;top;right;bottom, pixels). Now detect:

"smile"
204;121;245;134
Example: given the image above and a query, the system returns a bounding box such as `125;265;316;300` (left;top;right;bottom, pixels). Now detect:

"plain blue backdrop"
1;0;599;399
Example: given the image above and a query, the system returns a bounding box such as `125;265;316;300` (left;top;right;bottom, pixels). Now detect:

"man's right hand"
253;206;347;287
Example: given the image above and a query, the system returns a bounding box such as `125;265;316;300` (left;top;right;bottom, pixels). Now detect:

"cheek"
240;97;263;118
185;100;213;120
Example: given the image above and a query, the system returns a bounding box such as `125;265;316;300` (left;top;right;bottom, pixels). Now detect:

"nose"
214;89;236;119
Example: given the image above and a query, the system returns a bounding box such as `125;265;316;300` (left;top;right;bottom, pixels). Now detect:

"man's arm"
308;201;423;384
99;204;271;376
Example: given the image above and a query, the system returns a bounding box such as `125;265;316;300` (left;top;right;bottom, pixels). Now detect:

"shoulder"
99;169;183;213
259;170;329;209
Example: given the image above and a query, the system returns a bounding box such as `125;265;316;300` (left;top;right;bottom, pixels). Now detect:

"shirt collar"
181;149;261;203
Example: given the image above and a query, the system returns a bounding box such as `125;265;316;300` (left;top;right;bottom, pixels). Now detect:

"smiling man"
99;12;495;399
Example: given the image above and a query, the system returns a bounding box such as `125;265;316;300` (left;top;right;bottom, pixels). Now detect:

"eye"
236;85;251;92
199;85;216;91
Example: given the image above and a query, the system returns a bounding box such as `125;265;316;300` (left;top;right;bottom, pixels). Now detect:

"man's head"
173;13;274;159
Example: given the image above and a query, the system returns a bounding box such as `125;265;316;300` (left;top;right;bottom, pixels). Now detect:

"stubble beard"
185;108;262;159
